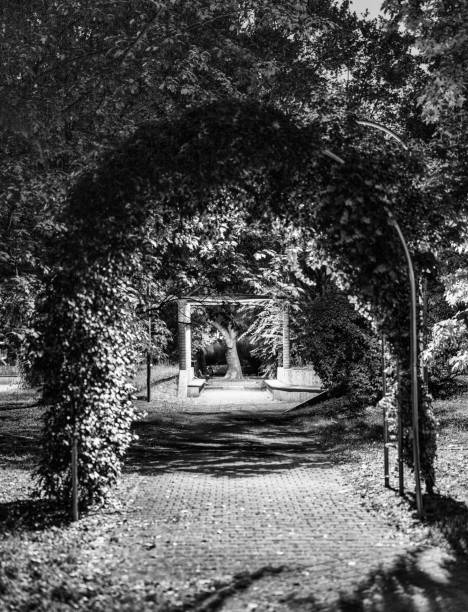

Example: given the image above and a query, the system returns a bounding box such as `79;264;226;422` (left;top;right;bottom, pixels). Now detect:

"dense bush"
247;289;382;407
423;264;468;397
424;318;468;397
293;291;382;406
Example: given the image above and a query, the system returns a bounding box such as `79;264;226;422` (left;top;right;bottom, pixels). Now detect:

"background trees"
2;0;439;357
423;239;468;394
3;0;467;506
380;0;468;392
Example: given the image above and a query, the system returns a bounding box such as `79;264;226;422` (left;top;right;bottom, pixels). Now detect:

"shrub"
293;291;382;406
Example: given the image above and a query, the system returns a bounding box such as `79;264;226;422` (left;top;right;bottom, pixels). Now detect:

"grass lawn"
338;386;468;553
292;384;468;551
1;383;467;610
133;362;179;395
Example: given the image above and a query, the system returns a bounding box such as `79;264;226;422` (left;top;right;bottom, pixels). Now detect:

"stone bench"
187;378;206;398
264;379;323;402
264;366;325;401
0;375;19;386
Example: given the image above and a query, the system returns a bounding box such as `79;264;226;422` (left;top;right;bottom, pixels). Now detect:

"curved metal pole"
387;213;423;517
354;119;409;151
326;122;424;517
353;118;423;518
322;148;346;165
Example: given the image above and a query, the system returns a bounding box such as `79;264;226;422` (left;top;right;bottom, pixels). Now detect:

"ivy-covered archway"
30;100;436;509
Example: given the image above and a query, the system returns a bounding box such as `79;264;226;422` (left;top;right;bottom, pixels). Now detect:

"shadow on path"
423;493;468;556
126;407;380;477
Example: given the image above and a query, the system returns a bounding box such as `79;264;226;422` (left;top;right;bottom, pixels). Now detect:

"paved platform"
184;388;298;411
0;382;20;393
138;386;299;413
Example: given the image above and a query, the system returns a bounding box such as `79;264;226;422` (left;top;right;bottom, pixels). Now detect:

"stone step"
205;378;265;390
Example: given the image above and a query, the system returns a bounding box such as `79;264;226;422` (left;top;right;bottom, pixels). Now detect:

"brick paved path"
88;389;429;610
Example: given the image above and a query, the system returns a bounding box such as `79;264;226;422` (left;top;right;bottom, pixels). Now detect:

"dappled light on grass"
132;362;178;396
0;396;43;470
0;498;69;533
294;399;385;461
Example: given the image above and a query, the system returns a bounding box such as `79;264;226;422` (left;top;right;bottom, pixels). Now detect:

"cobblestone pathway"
88;389;433;611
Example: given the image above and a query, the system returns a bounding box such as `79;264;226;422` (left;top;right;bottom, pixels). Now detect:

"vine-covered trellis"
28;100;437;510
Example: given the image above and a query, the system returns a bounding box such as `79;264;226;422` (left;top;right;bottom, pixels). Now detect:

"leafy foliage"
27;259;140;507
382;0;468;236
423;241;468;391
383;0;467;127
0;161;65;360
293;291;382;406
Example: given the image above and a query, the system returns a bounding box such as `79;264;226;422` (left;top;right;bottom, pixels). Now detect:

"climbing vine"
30;100;441;508
29;257;141;506
311;151;438;489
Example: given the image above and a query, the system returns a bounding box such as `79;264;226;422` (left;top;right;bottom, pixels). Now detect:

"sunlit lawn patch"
132;362;178;395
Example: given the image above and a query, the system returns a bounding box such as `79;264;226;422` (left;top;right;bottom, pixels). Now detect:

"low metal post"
422;276;429;392
71;434;79;521
146;352;151;402
382;335;390;488
147;313;152;402
397;362;404;496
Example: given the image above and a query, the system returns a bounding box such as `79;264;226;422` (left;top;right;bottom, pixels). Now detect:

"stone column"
282;302;290;369
177;300;191;398
185;302;192;373
178;300;187;372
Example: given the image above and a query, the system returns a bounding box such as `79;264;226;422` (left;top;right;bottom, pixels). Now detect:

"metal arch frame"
322;122;423;518
354;119;409;151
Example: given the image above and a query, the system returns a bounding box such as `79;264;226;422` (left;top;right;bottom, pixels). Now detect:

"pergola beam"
185;295;276;306
176;295;290;398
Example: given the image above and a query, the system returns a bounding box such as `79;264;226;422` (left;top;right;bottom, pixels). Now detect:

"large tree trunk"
212;321;243;379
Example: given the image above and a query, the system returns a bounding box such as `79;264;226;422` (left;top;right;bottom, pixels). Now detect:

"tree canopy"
24;97;449;506
3;0;466;351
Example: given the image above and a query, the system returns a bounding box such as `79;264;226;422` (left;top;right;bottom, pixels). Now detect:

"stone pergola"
177;295;290;398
